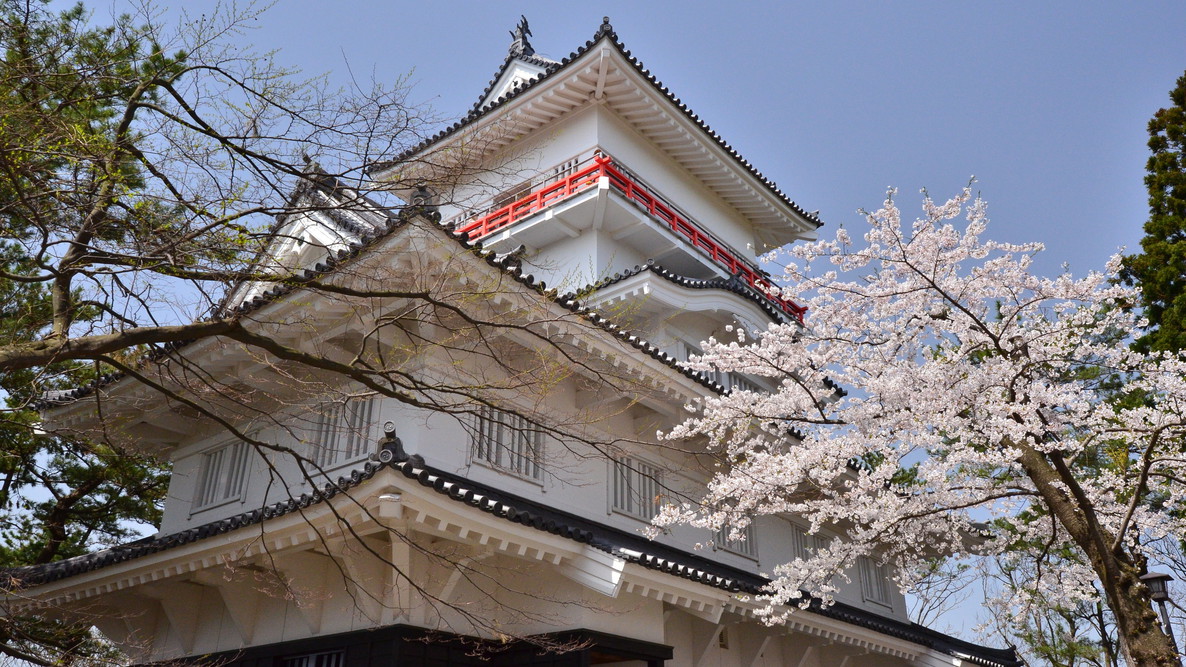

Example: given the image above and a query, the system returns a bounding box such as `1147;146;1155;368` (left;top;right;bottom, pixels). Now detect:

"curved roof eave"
572;261;793;326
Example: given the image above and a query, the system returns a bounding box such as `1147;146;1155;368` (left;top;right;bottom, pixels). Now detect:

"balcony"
447;153;806;322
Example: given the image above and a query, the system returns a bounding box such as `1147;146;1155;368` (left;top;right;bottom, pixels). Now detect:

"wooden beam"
192;569;263;645
737;625;774;667
327;534;388;624
141;582;203;654
686;614;721;667
273;550;332;634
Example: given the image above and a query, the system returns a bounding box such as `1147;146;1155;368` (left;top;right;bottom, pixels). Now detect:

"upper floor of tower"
368;17;821;328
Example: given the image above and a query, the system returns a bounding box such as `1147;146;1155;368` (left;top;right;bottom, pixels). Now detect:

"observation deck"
446;153;805;322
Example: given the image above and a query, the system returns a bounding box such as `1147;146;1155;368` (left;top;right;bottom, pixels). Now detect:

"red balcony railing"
453;155;806;322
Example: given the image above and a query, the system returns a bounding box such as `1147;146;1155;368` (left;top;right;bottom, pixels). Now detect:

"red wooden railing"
453;155;806;322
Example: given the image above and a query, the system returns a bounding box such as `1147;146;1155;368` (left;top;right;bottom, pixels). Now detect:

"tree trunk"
1017;445;1180;665
1099;563;1180;666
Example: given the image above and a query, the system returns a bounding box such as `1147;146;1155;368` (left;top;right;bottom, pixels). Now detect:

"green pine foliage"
1;2;171;662
1123;71;1186;353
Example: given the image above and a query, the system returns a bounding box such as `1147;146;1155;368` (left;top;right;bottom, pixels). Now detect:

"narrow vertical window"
611;456;662;520
859;557;891;605
312;397;377;468
472;406;543;481
194;441;250;509
282;649;345;667
789;522;828;561
715;522;757;559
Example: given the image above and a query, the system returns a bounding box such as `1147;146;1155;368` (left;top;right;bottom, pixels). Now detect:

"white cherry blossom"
659;189;1185;664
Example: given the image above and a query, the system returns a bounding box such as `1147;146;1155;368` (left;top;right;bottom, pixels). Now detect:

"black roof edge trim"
7;453;1017;666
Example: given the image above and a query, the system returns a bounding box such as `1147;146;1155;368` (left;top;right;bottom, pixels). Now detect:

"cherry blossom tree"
658;188;1186;665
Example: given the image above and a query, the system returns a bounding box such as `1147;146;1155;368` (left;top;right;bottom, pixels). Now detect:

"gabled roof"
278;164;394;239
367;18;821;246
4;450;1019;667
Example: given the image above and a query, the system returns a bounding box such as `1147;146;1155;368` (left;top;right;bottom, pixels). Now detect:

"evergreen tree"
0;4;173;662
1123;70;1186;353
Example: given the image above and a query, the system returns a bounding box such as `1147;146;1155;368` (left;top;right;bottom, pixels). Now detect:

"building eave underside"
574;260;791;325
368;23;822;243
6;453;1018;667
38;208;733;412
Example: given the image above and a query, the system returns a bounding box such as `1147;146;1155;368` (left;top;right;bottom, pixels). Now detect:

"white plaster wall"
160;344;909;623
435;107;600;222
594;108;759;256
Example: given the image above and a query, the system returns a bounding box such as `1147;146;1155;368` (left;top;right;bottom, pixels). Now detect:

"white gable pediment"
480;58;552;110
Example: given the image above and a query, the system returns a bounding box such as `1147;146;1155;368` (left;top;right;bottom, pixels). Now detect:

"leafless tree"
0;2;672;663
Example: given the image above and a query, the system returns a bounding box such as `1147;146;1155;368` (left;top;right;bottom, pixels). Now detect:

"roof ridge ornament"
508;15;535;57
597;16;614;38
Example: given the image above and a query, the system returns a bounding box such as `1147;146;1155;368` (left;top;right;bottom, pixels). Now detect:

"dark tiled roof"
570;260;792;325
36;171;400;408
3;456;393;588
366;19;822;230
4;450;1018;667
38;202;734;410
289;174;393;239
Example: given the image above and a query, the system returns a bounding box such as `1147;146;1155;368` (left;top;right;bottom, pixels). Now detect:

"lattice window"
677;340;746;389
472;406;543;481
724;374;762;394
789;522;830;561
194;441;250;510
715;522;758;558
611;456;662;520
282;650;345;667
312;397;377;468
675;339;703;364
859;557;892;605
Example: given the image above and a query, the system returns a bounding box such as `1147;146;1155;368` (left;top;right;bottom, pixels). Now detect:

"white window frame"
788;521;829;561
859;556;893;607
311;397;378;470
193;441;250;511
714;522;758;559
471;406;544;482
609;455;663;521
676;339;745;390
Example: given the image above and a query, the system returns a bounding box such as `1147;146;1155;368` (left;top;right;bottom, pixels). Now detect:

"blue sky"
104;0;1186;279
